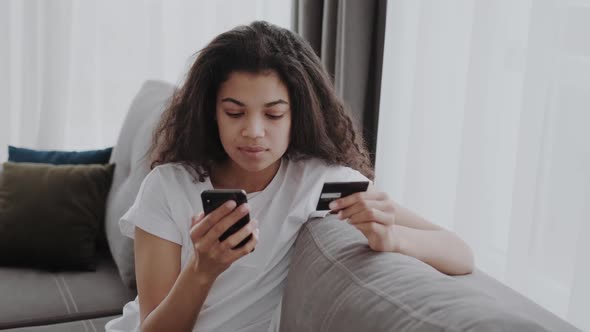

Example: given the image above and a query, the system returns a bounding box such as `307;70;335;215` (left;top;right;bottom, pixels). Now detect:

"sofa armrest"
280;215;579;332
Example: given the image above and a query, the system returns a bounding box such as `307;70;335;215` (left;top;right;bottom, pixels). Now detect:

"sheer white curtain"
0;0;291;162
375;0;590;330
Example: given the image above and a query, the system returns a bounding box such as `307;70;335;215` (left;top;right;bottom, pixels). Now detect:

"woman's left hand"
328;190;401;253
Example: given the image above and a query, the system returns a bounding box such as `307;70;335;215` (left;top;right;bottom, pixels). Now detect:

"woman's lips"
238;146;268;158
240;146;266;152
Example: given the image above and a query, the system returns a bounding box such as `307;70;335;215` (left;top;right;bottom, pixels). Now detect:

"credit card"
315;181;370;211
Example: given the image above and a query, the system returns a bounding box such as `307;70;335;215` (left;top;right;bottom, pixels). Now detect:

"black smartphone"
316;181;370;211
201;189;252;249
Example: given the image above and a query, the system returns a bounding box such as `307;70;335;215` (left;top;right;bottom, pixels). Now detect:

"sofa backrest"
280;216;566;332
105;80;176;289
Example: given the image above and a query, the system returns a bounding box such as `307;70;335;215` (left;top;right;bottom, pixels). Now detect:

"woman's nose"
242;117;265;138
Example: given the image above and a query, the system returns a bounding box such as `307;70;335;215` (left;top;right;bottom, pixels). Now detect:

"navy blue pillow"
8;146;113;165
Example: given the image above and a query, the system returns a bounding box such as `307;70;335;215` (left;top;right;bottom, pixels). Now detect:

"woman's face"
216;70;291;173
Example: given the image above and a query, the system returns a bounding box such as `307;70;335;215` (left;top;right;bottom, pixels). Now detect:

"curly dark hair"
150;21;374;181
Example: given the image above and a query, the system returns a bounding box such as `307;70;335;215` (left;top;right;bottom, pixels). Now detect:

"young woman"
106;21;474;332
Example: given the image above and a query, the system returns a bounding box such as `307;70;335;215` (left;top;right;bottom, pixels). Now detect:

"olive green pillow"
0;162;115;270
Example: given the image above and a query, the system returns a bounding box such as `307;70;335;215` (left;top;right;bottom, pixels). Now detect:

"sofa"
0;80;581;331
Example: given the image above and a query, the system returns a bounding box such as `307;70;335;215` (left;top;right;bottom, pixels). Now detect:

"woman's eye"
266;114;284;120
226;112;243;118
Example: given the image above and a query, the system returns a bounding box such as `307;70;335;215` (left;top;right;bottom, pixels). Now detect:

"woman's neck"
210;159;281;193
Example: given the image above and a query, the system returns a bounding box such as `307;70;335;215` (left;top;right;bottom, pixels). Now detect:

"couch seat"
0;254;135;329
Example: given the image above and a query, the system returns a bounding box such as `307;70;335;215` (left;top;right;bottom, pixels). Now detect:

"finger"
329;191;381;212
199;203;250;248
191;212;205;227
191;200;237;241
220;219;258;251
210;226;258;266
226;228;259;262
337;200;392;220
347;208;391;225
353;221;383;242
366;189;390;201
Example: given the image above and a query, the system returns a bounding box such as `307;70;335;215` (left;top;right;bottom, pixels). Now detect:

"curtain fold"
292;0;387;165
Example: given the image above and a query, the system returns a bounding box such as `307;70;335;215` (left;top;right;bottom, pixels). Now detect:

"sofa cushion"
5;146;115;253
105;80;176;289
8;146;113;165
2;315;120;332
0;255;135;329
280;216;578;332
0;162;115;270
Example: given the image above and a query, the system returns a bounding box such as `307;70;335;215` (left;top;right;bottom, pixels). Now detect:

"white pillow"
105;80;176;289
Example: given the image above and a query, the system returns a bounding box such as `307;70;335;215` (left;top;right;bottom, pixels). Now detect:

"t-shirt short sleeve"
119;167;182;245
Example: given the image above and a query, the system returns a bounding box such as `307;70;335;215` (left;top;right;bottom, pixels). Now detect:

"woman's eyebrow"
220;97;289;108
221;97;245;106
264;99;289;107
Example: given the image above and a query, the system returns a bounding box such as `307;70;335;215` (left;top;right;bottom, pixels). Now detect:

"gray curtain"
292;0;387;166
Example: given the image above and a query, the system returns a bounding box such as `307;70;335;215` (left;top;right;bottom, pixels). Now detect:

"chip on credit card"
316;181;370;211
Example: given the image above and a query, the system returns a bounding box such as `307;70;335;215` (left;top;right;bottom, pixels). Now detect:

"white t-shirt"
105;157;370;332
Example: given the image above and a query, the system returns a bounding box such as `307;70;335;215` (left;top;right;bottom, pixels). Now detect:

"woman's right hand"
188;200;259;281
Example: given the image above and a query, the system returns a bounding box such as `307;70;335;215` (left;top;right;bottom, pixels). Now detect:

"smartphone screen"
201;189;252;249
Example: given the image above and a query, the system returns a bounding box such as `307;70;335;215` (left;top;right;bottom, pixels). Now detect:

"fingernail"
329;201;337;210
226;200;236;208
240;204;249;212
337;211;343;219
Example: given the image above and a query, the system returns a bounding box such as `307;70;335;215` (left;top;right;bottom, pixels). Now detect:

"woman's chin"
234;156;279;174
232;157;268;172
